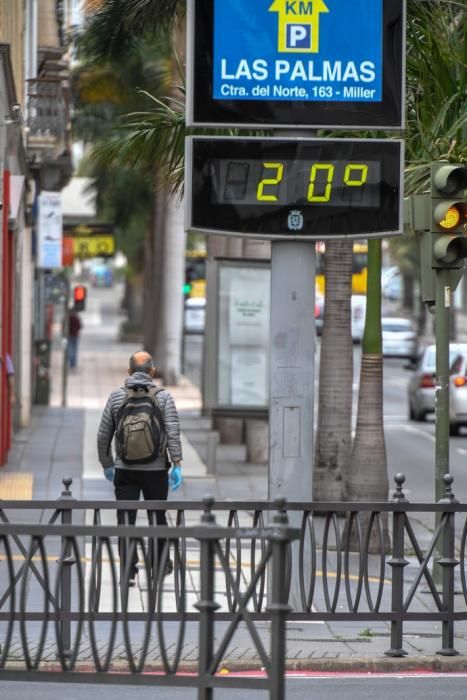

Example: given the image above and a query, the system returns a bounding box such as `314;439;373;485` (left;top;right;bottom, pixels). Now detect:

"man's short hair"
129;353;155;374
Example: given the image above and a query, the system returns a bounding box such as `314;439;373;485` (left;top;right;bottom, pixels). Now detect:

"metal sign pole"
268;240;315;492
266;127;315;609
62;276;70;408
435;268;451;496
269;240;315;607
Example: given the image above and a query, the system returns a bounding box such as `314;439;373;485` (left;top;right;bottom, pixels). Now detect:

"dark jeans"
67;336;79;368
114;468;169;578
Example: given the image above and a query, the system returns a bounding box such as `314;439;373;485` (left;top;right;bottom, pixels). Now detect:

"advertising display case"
202;259;271;413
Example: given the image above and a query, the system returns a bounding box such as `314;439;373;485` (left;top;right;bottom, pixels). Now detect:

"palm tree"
346;0;466;522
313;240;353;500
72;47;159;332
74;5;187;381
387;0;467;315
346;239;390;549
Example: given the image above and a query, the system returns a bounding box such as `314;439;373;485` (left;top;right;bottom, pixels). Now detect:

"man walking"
68;310;82;369
97;351;183;586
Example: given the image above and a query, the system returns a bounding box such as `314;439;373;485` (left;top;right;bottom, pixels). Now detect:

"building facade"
0;0;73;465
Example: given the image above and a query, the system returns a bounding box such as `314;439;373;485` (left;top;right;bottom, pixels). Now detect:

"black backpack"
115;385;168;465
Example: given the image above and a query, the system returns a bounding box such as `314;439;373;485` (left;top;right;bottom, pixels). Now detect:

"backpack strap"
148;387;169;465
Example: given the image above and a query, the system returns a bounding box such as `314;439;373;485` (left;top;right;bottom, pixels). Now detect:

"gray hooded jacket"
97;372;182;471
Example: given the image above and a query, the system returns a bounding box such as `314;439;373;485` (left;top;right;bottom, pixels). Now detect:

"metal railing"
26;78;67;142
0;473;466;694
0;492;296;699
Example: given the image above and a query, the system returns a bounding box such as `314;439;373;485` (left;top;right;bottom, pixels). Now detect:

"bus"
185;249;207;298
185;243;368;299
316;241;368;296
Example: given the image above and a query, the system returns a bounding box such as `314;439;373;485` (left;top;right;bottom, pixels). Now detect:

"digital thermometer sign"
186;137;403;240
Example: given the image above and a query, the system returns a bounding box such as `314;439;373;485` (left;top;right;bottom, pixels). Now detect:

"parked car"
446;352;467;435
315;294;366;342
407;343;467;427
382;317;418;360
184;297;206;334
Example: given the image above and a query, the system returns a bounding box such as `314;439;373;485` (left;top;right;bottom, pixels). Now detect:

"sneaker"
164;559;174;577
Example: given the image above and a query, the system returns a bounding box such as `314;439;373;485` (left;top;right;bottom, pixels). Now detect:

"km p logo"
269;0;330;54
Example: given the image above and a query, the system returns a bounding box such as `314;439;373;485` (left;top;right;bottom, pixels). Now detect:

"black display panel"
188;0;405;129
186;137;403;239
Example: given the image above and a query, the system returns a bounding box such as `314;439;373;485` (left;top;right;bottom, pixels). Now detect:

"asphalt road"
2;674;467;700
182;328;467;503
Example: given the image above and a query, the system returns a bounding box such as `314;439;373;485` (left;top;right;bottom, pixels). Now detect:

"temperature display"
187;136;403;239
212;159;380;207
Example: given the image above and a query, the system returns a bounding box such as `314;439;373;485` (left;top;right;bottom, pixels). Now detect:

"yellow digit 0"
344;163;369;187
308;164;334;202
257;162;284;202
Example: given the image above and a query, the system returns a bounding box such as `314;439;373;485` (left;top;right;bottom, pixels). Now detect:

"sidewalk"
3;289;467;671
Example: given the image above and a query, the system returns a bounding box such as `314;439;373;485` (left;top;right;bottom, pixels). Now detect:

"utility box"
34;340;51;405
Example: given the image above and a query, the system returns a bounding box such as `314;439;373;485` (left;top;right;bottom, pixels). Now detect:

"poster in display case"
218;263;270;408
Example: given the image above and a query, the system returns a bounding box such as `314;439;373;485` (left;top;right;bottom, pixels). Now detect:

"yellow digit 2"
308;164;334;202
344;164;368;187
257;162;284;201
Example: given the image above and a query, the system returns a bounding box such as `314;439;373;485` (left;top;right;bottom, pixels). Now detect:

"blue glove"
169;465;183;491
104;467;114;483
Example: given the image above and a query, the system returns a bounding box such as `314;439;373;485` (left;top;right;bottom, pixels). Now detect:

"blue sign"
213;0;383;103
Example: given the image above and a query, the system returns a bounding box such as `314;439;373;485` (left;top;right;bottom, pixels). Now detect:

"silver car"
382;317;418;360
408;343;467;429
447;352;467;435
184;297;206;334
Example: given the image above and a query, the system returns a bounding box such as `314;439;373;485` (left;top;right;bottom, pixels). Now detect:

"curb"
5;655;467;675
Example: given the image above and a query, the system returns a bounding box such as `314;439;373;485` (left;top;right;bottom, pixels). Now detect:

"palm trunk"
313;239;353;500
143;188;157;355
347;239;390;552
158;194;185;385
153;17;186;385
124;272;144;329
154;181;169;374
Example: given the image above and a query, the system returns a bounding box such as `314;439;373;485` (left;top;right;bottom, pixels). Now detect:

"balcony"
26;77;72;189
26;77;67;144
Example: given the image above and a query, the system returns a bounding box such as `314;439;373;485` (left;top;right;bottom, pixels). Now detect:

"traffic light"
73;285;87;312
431;162;467;267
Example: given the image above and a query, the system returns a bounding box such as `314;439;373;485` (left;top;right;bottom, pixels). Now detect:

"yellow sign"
269;0;329;54
73;235;115;258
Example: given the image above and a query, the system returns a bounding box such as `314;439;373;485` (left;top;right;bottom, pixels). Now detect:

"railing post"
386;473;408;657
195;497;220;700
437;473;459;656
58;476;74;658
268;498;294;700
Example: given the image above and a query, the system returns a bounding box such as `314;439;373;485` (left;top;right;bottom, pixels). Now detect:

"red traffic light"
73;285;87;302
73;285;87;311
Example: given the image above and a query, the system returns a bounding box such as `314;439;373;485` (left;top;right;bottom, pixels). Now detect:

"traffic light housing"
431;162;467;267
73;285;87;312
